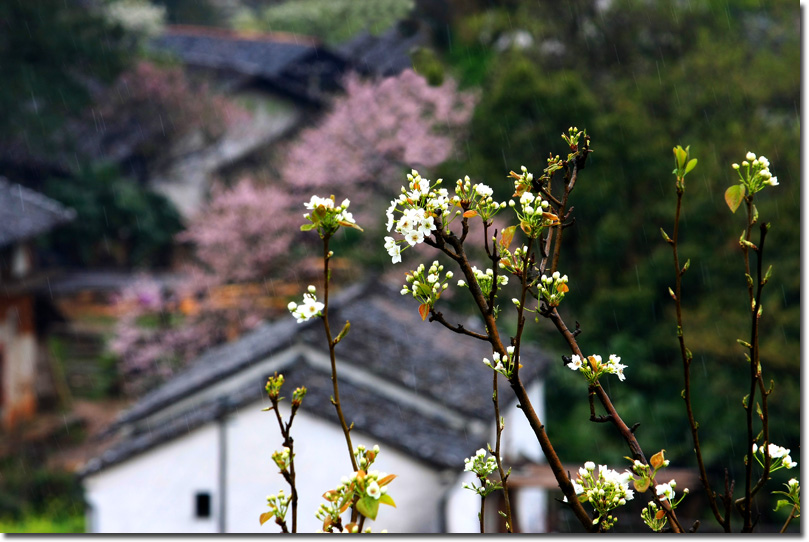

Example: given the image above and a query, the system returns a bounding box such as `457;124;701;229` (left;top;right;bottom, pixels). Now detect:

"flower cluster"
655;479;687;504
566;462;634;530
508;190;559;239
454;175;507;222
265;373;285;399
354;444;381;471
384;170;450;263
401;261;453;317
317;455;396;531
498;244;529;277
752;442;797;471
641;501;668;532
482;346;519;378
732;152;779;191
458;266;508;299
301;195;362;237
384;169;509;264
562;126;587;154
508;165;534;197
287;285;324;323
259;489;292;526
538;271;570;307
567;353;627;384
272;447;291;472
462;448;502;498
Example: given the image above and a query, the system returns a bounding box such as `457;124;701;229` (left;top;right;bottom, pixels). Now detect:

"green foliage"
411;47;445;86
42;163;183;268
0;513;85;534
233;0;415;45
153;0;222;26
0;459;85;532
444;0;799;490
0;0;129;153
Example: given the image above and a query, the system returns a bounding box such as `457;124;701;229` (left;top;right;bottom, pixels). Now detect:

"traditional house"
0;178;75;430
80;281;557;533
151;25;348;106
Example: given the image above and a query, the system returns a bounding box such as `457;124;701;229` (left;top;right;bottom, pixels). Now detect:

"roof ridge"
165;24;321;47
0;177;76;221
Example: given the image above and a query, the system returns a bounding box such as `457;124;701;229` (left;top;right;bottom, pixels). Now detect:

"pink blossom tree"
281;70;477;222
112;70;477;392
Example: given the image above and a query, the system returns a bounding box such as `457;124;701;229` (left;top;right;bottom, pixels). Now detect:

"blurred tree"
152;0;222;26
43;163;183;268
0;0;130;168
231;0;415;44
439;0;799;508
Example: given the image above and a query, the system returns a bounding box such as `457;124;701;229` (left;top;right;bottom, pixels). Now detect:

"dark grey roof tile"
0;177;75;247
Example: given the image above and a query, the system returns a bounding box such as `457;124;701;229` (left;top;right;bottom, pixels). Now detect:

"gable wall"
84;403;449;533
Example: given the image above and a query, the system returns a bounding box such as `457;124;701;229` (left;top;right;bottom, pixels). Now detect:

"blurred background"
0;0;799;533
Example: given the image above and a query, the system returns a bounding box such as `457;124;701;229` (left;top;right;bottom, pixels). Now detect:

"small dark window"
195;492;211;518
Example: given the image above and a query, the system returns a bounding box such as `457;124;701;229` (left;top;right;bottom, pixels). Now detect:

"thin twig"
428;310;490;341
491;376;514;532
321;236;357;473
668;184;728;530
779;504;798;533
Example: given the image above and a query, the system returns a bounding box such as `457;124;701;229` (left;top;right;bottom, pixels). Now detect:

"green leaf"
379;494;396;507
724;184;745;213
685;158;698;175
300;223;316;231
356;496;380;520
673;146;687;169
774;499;793;513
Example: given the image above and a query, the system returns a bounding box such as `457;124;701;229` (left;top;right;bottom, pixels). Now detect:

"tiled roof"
337;25;425;77
151;25;324;80
0;177;75;247
81;281;550;475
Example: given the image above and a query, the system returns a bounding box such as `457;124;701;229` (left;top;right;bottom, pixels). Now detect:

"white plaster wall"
85;402;448;533
444;471;484;533
498;380;546;464
226;402;446;533
0;313;36;418
515;487;547;533
445;380;549;533
84;422;219;533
